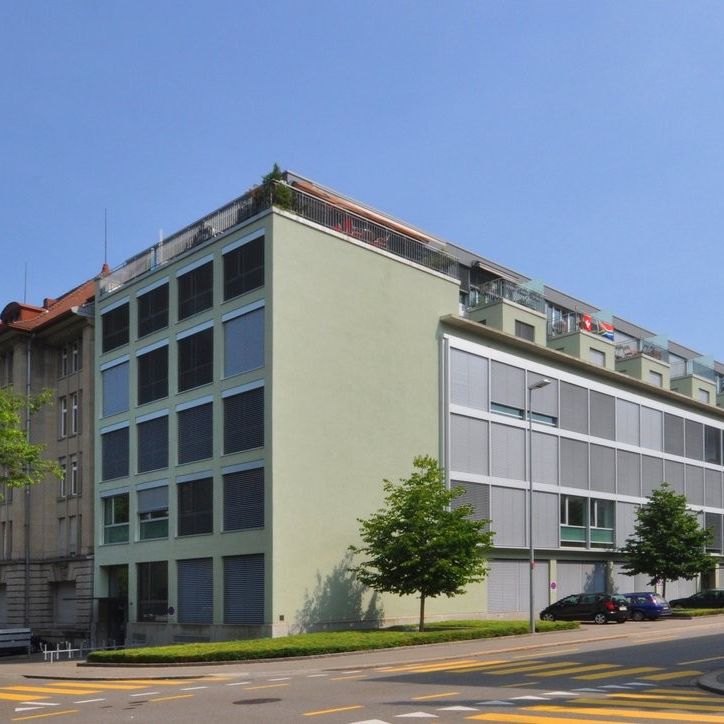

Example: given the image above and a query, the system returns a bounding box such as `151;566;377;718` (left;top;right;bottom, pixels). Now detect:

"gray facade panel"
487;560;548;614
616;501;638;547
528;372;558;418
450;415;488;475
665;460;685;495
223;554;264;625
490;486;526;547
560;382;588;434
685;420;704;461
590;391;615;441
450;349;488;411
617;450;641;497
560;438;589;489
532;491;559;548
490;423;525;481
706;469;724;508
685;465;705;506
642;455;664;497
664;413;685;456
590;445;615;493
616;399;639;446
557;562;606;597
641;407;663;451
451;481;490;522
177;558;213;625
531;431;558;485
490;361;525;410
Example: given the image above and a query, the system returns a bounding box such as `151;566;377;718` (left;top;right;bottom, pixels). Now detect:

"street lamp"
527;377;551;634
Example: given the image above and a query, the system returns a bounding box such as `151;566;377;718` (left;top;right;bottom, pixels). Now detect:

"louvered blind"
137;416;168;472
177;558;213;624
224;554;264;624
224;388;264;454
223;468;264;531
178;403;213;463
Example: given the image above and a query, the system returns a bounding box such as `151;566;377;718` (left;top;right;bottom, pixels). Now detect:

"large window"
560;495;614;548
178;261;213;320
223;387;264;453
137;415;168;473
102;361;129;417
560;495;587;546
223;467;264;531
69;454;79;495
178;402;213;463
101;427;129;480
224;307;264;377
138;346;169;404
103;493;129;544
71;392;79;434
138;283;169;337
178;328;213;392
59;396;68;437
178;477;213;536
102;303;129;353
137;561;168;621
589;498;615;546
223;236;264;301
138;486;168;540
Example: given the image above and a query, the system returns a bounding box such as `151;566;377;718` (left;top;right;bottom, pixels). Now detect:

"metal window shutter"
616;501;638;547
590;445;615;493
223;468;264;531
177;478;213;536
450;415;488;475
531;431;558;485
616;450;641;497
138;347;169;404
642;455;663;496
138;416;169;472
102;428;129;480
528;373;558;418
178;262;213;319
224;554;264;624
138;283;169;337
685;420;704;461
178;403;213;464
685;465;705;506
616;399;639;446
223;237;264;300
102;362;129;417
560;382;588;434
558;562;606;596
664;460;685;494
490;361;525;410
138;486;168;513
532;491;559;548
705;426;722;464
664;413;685;456
450;349;488;411
177;558;213;624
590;391;615;440
490;423;525;481
178;328;213;391
224;308;265;377
450;481;490;522
641;407;663;451
560;438;589;489
705;513;723;552
706;469;723;508
223;388;264;454
487;561;520;612
490;486;526;547
102;304;129;352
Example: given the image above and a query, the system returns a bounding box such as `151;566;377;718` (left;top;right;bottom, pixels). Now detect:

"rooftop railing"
548;311;614;341
469;278;546;314
671;358;716;382
99;181;461;296
615;338;670;363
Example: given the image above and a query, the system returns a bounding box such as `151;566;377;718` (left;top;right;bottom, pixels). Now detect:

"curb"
698;669;724;696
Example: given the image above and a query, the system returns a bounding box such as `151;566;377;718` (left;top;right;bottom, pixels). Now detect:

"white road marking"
131;691;159;696
268;677;290;681
74;698;106;704
19;702;59;707
180;686;208;690
225;681;251;686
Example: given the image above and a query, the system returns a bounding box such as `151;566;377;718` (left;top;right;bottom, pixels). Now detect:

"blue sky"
2;2;723;358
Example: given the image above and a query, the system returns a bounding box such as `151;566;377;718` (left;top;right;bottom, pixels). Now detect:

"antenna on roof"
104;208;108;265
23;262;27;303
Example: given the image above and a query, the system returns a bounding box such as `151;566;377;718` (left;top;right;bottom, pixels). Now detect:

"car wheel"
631;610;644;622
541;613;556;622
616;618;627;623
593;613;607;625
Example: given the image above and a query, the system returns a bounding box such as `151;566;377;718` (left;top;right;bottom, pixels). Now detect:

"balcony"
471;279;546;314
546;312;615;370
670;356;716;404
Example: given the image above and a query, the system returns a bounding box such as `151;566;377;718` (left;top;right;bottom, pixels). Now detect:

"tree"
348;455;494;631
0;388;61;492
619;483;715;598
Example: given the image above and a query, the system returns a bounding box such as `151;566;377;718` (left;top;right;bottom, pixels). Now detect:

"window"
490;361;525;417
138;346;168;404
705;426;722;465
69;515;78;555
102;303;129;353
138;487;168;540
137;416;168;473
0;350;14;386
589;348;606;367
697;388;711;404
224;387;264;453
664;413;685;456
224;554;264;625
590;391;615;440
224;307;264;377
69;455;79;495
560;494;587;546
70;392;79;434
490;402;524;419
103;493;129;543
137;561;168;621
58;396;68;437
178;477;213;536
58;458;67;497
178;402;213;463
177;558;213;624
224;467;264;531
514;320;535;342
178;261;213;320
138;283;169;337
0;521;12;559
59;346;68;378
71;340;81;372
101;427;129;480
223;236;264;301
648;370;663;387
102;361;129;417
178;328;213;392
58;517;67;556
590;499;614;546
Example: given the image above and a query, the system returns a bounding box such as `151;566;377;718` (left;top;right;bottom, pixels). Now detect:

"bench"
0;628;32;655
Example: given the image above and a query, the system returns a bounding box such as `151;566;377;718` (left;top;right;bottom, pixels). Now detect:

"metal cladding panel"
557;561;606;597
137;416;169;473
706;469;724;508
666;577;697;600
488;560;548;614
685;420;704;461
490;486;526;547
451;481;490;522
102;362;129;417
612;565;649;594
590;445;615;493
54;582;77;624
617;450;641;497
665;460;685;495
224;388;264;454
533;491;559;548
705;513;723;552
102;427;129;481
641;407;663;451
616;399;640;446
616;501;638;547
642;455;664;497
560;382;588;434
590;391;615;441
528;373;558;418
450;349;488;411
685;465;705;506
224;307;265;377
664;413;685;456
178;403;213;464
490;423;525;481
224;554;265;625
491;361;525;410
560;438;589;489
532;431;558;485
177;558;213;624
223;468;265;531
450;415;488;475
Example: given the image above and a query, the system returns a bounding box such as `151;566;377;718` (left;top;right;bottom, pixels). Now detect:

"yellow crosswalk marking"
12;710;79;722
0;692;50;702
648;688;712;696
111;679;201;685
378;659;478;672
40;681;149;690
0;686;100;695
467;713;626;723
610;692;724;703
535;663;620;677
551;698;724;713
530;705;724;722
642;669;703;681
303;705;363;717
149;694;194;703
574;666;659;680
483;661;579;675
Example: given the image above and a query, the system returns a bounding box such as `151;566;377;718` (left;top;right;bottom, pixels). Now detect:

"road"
0;617;721;722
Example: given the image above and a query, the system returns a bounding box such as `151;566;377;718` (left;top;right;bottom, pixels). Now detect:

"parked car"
540;593;629;624
669;589;724;609
623;592;672;621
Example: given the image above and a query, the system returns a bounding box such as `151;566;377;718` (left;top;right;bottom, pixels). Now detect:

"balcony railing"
615;338;670;363
469;279;546;314
671;358;716;382
547;312;614;341
99;181;461;296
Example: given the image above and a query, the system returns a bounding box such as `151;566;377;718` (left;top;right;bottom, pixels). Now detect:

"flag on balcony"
598;321;614;341
580;314;592;332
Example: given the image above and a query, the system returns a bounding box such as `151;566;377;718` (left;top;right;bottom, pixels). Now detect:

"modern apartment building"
94;172;724;645
0;274;100;644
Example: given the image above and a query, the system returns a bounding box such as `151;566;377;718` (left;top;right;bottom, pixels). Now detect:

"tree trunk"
662;579;667;599
419;595;426;632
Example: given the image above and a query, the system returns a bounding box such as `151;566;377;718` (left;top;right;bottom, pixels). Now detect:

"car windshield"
611;595;628;603
652;595;666;604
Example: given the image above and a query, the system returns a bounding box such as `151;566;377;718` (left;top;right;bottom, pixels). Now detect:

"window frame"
103;493;129;544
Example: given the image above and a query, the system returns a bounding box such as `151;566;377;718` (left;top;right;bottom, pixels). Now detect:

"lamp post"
528;377;551;634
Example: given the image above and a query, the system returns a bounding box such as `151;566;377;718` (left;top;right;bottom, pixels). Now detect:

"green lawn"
86;620;578;664
671;607;724;617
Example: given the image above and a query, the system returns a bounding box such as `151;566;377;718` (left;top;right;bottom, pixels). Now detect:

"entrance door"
97;565;128;646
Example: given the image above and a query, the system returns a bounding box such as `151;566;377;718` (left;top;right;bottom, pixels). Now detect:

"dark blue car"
623;592;671;621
